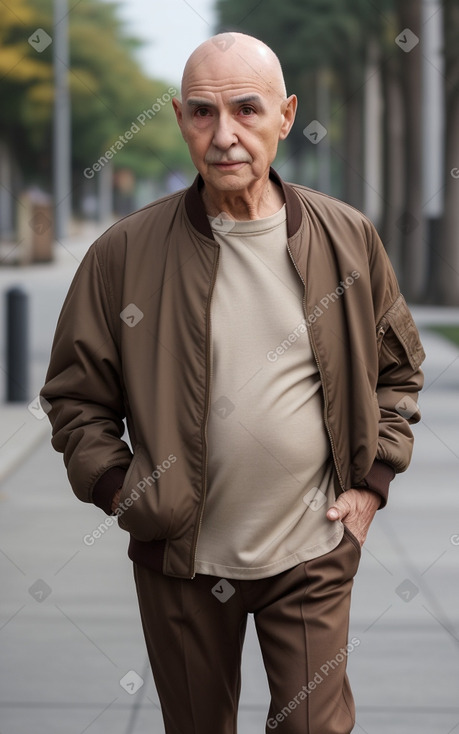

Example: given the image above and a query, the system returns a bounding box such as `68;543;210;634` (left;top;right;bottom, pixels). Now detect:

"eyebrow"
186;94;265;111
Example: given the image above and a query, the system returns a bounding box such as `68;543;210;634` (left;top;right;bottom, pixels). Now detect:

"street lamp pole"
53;0;71;240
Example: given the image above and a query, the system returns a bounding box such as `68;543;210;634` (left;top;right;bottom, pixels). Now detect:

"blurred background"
1;2;459;734
0;0;458;302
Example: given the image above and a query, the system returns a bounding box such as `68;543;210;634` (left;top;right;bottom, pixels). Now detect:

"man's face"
173;51;296;194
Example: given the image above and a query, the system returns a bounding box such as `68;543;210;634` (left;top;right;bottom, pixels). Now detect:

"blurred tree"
0;0;52;184
216;0;459;302
395;0;426;301
379;11;405;271
0;0;191;220
66;0;190;187
439;0;459;304
0;0;51;234
216;1;389;207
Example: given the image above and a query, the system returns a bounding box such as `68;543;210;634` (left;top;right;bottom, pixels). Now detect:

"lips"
212;161;247;170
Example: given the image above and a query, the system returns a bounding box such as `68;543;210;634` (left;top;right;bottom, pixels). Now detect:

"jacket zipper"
286;243;345;492
376;324;385;349
191;245;220;578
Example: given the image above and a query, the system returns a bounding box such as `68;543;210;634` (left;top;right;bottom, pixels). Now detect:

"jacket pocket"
120;444;142;498
115;445;172;542
376;293;425;371
342;524;362;557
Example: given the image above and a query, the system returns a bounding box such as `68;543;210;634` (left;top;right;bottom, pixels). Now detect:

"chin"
207;170;254;191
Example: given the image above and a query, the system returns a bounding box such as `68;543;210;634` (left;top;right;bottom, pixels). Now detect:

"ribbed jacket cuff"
360;460;396;508
92;467;127;515
128;537;166;573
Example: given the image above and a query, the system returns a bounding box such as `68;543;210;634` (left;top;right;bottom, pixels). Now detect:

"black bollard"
6;287;29;402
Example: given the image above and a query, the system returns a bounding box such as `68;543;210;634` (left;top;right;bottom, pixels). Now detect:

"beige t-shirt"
194;205;343;579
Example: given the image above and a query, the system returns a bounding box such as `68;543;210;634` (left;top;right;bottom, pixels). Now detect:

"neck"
202;174;285;221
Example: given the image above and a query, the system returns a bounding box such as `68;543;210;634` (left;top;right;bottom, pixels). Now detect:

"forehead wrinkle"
186;93;266;114
180;33;288;103
183;77;279;102
182;53;286;102
187;94;262;104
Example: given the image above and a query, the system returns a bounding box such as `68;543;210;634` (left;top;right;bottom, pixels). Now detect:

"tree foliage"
216;0;391;194
0;0;191;189
215;0;459;304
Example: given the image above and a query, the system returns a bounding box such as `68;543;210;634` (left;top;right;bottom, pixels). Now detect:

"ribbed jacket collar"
184;167;303;240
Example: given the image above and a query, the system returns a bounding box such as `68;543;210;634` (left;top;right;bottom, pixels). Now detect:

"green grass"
428;325;459;347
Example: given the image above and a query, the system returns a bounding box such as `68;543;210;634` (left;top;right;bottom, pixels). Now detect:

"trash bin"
17;188;54;264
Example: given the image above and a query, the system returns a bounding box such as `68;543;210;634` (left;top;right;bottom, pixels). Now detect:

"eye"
240;105;255;116
195;107;211;117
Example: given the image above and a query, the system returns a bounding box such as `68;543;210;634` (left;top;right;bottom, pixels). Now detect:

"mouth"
211;161;248;171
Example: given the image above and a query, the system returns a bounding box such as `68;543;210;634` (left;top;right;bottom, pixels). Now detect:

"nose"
212;112;237;150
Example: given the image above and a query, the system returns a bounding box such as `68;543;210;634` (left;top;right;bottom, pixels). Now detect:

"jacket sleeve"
374;292;425;464
40;242;131;514
359;222;425;506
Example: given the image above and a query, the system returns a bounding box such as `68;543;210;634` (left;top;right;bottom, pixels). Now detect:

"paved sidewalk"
0;326;458;734
0;221;112;483
1;224;459;733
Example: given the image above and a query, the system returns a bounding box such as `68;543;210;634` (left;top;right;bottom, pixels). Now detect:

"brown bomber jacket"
41;169;425;578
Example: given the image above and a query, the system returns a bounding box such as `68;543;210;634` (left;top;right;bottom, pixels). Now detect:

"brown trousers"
133;526;361;734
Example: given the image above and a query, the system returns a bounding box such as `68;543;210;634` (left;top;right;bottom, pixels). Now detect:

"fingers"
111;488;122;514
326;496;350;522
326;506;340;521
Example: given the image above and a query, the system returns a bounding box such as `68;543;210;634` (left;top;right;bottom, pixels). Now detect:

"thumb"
326;497;349;522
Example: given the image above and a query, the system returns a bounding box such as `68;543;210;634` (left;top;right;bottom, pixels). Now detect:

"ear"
172;98;187;141
279;94;297;140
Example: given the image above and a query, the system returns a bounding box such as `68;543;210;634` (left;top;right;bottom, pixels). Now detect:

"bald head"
172;32;297;214
181;33;287;101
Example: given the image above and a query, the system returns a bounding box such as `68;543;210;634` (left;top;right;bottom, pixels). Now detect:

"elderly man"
42;33;425;734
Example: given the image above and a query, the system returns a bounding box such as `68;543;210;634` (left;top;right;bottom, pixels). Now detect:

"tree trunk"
98;159;114;223
397;0;428;301
0;141;15;239
438;96;459;304
286;71;318;187
363;42;383;229
342;87;364;210
284;129;309;186
380;57;405;277
316;68;332;195
436;0;459;304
